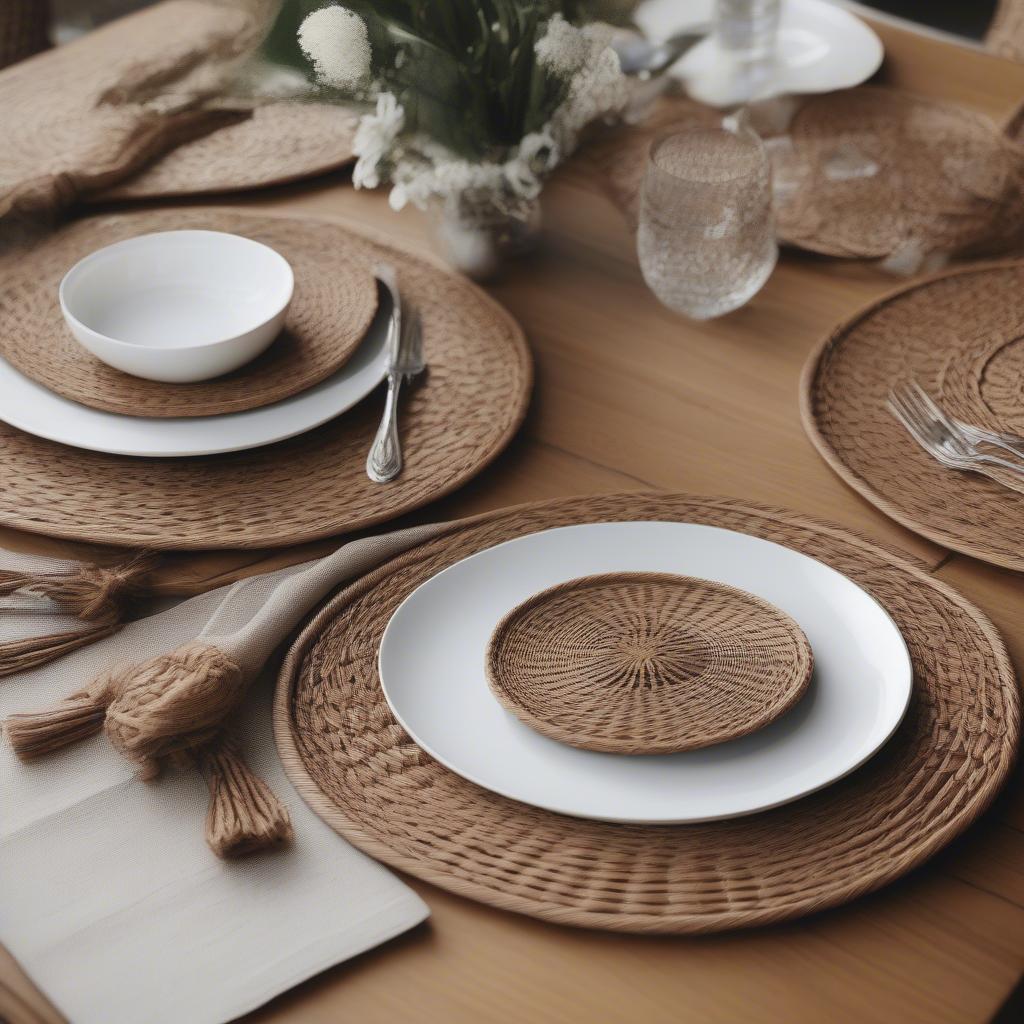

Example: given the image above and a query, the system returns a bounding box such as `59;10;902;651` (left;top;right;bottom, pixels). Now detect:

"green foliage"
261;0;606;160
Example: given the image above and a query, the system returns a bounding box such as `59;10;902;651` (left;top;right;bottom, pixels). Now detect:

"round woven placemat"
802;260;1024;571
485;572;812;754
0;209;531;549
275;492;1018;935
0;208;377;417
97;102;357;202
772;87;1024;260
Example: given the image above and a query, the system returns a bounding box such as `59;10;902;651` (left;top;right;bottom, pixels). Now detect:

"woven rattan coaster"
0;211;531;549
802;260;1024;571
0;209;378;417
485;572;812;754
97;102;357;202
772;87;1024;261
275;492;1017;934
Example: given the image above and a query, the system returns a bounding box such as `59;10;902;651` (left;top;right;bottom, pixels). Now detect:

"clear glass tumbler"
637;122;778;320
715;0;782;61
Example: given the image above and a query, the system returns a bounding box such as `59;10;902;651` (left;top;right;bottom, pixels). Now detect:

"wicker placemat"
772;88;1024;261
802;260;1024;571
0;209;378;417
275;492;1017;934
485;572;812;754
97;102;357;202
0;1;253;221
0;211;531;549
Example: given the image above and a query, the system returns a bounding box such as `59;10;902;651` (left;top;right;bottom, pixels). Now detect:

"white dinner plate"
636;0;884;106
0;303;390;457
378;522;912;824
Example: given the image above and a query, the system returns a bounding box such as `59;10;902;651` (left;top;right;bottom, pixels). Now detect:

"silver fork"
366;274;426;484
901;380;1024;462
888;383;1024;489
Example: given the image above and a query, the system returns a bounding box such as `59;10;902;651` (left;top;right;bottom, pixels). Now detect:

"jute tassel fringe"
4;642;292;858
0;553;158;678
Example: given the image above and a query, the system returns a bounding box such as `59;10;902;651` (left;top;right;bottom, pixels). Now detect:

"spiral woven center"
607;629;712;688
486;573;813;754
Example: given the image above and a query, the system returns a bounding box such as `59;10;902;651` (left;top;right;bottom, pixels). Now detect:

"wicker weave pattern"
0;209;378;417
0;1;251;219
98;102;357;202
774;88;1024;260
0;2;355;218
802;261;1024;570
486;573;812;754
0;212;531;550
275;493;1018;934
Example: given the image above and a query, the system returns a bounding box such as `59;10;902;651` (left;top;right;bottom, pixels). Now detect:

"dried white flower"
534;13;590;77
353;92;405;190
517;131;560;174
298;6;371;90
549;43;627;151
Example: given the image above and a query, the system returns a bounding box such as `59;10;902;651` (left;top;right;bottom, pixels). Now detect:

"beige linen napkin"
0;530;456;1023
3;522;455;856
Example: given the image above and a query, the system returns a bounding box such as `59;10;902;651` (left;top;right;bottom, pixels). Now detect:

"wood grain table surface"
4;16;1024;1024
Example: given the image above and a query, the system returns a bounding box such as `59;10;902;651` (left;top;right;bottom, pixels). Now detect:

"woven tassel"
5;683;110;760
0;553;157;679
201;735;293;858
3;641;288;856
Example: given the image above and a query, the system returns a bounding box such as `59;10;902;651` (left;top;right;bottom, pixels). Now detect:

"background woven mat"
96;101;357;202
486;572;812;754
803;260;1024;570
0;212;531;549
0;0;250;220
0;0;357;219
592;89;1024;263
275;492;1017;935
772;87;1024;261
0;209;378;418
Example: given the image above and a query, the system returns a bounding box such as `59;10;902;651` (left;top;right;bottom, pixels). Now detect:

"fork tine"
888;389;943;454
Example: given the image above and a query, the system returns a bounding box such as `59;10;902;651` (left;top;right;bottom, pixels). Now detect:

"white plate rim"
0;303;390;458
639;0;884;101
378;521;913;824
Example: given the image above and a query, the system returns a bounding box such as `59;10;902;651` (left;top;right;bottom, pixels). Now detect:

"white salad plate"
378;521;912;824
636;0;884;107
0;302;390;458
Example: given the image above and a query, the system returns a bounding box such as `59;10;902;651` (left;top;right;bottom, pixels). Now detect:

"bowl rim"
58;229;295;353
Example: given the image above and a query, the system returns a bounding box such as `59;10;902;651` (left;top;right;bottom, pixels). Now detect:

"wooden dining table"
3;13;1024;1024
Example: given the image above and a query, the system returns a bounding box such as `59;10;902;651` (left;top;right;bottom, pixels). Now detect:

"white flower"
352;92;405;190
549;44;627;151
298;6;372;90
534;13;590;77
503;157;540;200
517;130;560;174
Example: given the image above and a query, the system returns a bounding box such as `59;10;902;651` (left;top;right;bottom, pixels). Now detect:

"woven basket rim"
273;492;1018;933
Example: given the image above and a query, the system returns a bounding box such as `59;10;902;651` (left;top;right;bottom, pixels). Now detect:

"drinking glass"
715;0;782;61
637;122;777;320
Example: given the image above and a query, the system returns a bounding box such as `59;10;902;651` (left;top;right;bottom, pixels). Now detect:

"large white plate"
636;0;884;106
0;303;390;458
378;522;912;823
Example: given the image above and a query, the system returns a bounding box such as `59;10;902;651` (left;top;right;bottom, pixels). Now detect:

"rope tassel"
0;553;158;678
3;641;291;858
202;737;293;858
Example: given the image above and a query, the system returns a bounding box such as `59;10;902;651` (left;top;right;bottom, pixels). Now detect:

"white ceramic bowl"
59;230;294;383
